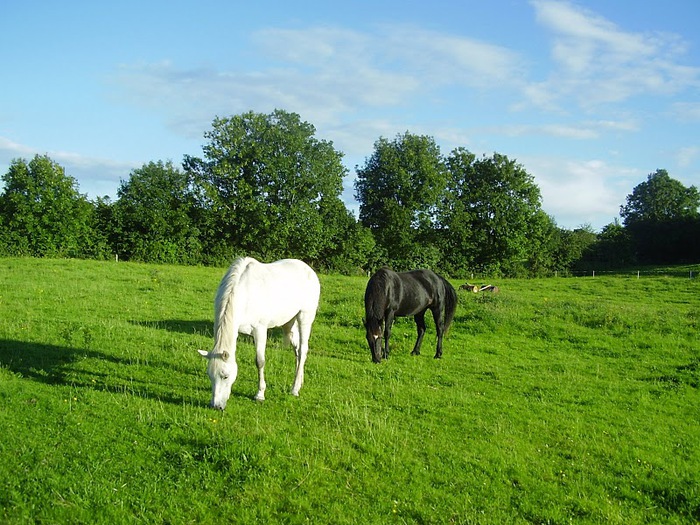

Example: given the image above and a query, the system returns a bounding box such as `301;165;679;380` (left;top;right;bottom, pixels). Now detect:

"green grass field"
0;258;698;524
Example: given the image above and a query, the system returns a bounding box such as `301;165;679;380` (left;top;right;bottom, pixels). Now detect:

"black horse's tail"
441;277;458;334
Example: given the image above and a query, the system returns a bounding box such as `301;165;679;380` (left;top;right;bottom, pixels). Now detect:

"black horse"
363;267;457;363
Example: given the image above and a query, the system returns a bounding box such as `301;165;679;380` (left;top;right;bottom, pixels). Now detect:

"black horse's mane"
364;267;394;323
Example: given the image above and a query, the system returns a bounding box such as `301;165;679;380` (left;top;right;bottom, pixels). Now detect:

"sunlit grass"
0;258;698;523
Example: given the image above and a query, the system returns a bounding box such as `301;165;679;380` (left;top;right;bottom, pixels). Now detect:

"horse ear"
197;349;210;358
222;350;230;361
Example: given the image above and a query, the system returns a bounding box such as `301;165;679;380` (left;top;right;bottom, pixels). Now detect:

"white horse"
198;257;320;409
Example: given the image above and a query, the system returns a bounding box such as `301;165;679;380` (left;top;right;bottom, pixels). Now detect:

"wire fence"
460;267;700;281
563;268;698;279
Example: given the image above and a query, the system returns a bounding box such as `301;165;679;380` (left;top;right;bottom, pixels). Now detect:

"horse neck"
365;288;387;330
366;316;382;334
213;258;253;351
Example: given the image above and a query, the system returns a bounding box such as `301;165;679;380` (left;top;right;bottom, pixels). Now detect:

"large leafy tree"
112;161;202;264
184;110;348;264
620;169;699;264
620;169;699;225
0;155;100;258
355;132;447;270
439;149;550;276
436;148;477;275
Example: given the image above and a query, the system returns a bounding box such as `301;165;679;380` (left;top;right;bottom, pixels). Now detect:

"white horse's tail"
214;257;256;351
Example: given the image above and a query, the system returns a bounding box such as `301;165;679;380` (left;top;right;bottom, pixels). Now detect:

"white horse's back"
234;258;320;330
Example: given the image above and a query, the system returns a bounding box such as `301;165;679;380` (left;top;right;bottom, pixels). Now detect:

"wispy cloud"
112;24;524;143
675;146;700;169
0;136;136;198
111;4;695;151
670;101;700;122
381;25;526;90
489;118;639;140
525;155;640;227
0;136;36;158
528;0;700;109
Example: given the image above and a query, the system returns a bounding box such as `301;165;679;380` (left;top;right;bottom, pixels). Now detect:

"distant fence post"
637;271;640;279
592;270;595;278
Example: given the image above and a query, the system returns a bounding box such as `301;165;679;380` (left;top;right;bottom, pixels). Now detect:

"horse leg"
284;319;304;396
253;327;268;401
291;315;312;396
284;319;300;351
383;311;395;359
431;306;444;359
411;311;427;356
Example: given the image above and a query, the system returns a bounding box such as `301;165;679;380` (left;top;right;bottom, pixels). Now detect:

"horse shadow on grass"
0;338;121;386
0;338;222;407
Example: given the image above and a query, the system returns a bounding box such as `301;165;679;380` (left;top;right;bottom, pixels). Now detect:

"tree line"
1;109;698;277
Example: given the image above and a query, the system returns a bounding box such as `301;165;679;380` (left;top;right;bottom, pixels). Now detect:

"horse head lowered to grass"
198;257;320;409
363;267;457;363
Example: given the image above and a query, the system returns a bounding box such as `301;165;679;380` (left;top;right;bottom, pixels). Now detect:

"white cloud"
0;136;35;157
0;136;137;198
528;0;700;109
484;117;639;140
670;102;700;122
675;146;700;168
524;155;640;229
382;26;525;90
113;24;430;137
112;24;525;145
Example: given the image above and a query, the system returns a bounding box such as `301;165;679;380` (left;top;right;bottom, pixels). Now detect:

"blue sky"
2;0;699;230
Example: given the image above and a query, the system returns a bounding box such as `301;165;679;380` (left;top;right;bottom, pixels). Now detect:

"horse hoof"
254;394;265;402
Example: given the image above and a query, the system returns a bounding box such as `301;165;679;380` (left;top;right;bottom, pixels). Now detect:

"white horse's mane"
214;257;256;351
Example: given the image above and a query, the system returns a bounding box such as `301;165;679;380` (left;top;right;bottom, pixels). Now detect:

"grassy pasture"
0;257;698;524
